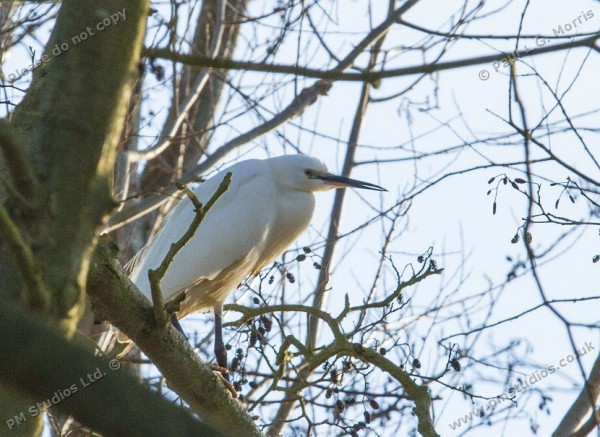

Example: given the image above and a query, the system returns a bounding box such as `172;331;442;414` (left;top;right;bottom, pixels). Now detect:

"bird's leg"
170;313;187;338
214;304;228;371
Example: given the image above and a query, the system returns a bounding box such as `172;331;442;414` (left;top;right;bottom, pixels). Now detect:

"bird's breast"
252;191;316;273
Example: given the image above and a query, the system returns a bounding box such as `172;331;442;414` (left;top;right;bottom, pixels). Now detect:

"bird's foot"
211;367;237;398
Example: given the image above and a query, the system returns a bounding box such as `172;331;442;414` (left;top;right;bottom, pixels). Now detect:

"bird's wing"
129;160;277;301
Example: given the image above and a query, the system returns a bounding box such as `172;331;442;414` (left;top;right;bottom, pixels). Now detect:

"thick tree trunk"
0;2;149;435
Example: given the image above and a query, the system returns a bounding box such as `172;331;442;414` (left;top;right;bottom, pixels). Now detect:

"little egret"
128;155;385;369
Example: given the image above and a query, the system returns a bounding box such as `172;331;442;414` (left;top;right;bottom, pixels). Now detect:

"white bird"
128;154;385;369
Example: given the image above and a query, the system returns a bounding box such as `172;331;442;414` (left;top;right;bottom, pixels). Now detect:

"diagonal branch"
553;351;600;436
105;1;423;233
87;234;263;437
0;202;49;312
126;0;227;163
148;173;231;325
0;298;220;437
0;119;40;201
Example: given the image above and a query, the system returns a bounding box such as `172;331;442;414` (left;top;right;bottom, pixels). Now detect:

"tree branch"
0;202;49;311
268;16;390;436
0;298;220;437
105;1;429;233
142;34;600;82
7;0;150;331
87;234;263;437
0;119;40;201
553;351;600;436
148;174;231;325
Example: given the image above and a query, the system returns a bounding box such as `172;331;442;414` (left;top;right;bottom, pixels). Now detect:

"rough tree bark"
0;1;149;435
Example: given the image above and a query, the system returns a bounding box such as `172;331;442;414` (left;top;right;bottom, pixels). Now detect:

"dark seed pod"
450;359;461;372
511;234;520;244
325;388;333;399
150;63;165;81
336;399;345;412
249;381;258;389
249;330;258;347
417;255;424;263
593;255;599;263
342;359;352;373
364;411;371;424
515;178;526;184
493;201;497;215
487;177;495;184
413;358;422;369
268;275;274;285
261;315;272;332
296;254;306;262
253;297;260;305
313;262;322;270
330;369;340;384
286;272;295;283
379;347;387;356
303;247;311;253
345;398;356;406
369;399;379;409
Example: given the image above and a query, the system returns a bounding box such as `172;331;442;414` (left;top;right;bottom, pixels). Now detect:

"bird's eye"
304;169;315;177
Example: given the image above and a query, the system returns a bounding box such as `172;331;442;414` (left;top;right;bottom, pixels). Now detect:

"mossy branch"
0;119;40;202
225;263;442;436
347;343;439;437
226;302;344;342
148;172;232;325
0;202;49;312
87;235;263;436
0;298;219;436
341;265;443;319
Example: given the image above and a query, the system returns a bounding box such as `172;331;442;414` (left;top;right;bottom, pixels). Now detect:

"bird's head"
272;155;386;193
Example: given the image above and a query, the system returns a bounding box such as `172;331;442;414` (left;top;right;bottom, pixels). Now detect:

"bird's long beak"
318;173;386;191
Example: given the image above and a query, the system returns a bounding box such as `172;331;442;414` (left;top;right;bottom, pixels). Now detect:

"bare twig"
148;173;231;325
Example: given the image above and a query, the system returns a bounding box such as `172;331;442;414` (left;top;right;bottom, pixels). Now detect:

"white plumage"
127;154;385;367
